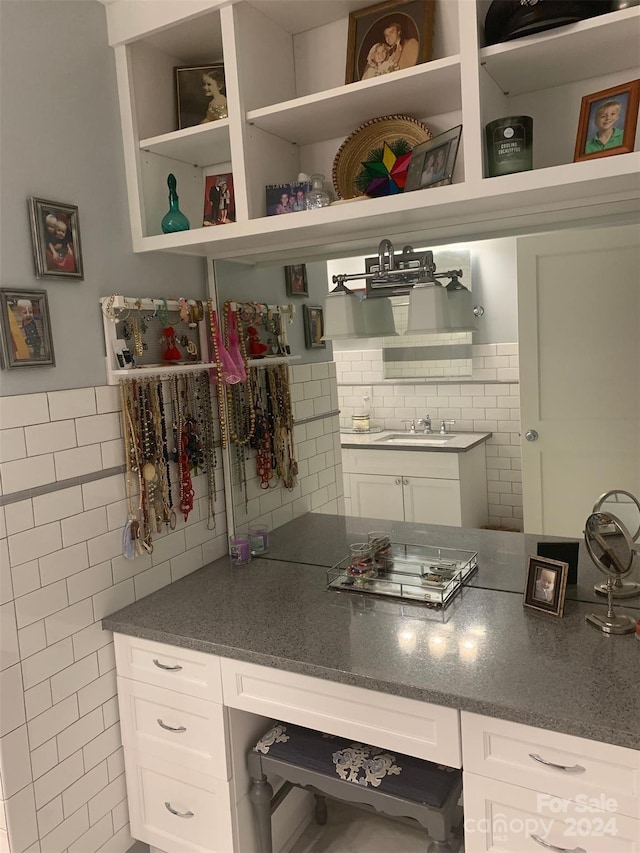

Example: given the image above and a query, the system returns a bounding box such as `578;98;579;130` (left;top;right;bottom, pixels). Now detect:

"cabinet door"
403;477;462;525
349;472;404;521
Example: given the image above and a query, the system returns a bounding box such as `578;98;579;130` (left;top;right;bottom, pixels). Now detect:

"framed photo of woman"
28;197;84;280
345;0;436;85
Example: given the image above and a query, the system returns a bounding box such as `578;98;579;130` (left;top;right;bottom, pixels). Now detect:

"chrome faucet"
418;415;432;434
401;419;416;434
440;419;456;435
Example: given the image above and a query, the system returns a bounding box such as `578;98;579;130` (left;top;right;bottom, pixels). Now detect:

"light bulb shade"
446;286;478;331
361;296;397;336
405;285;450;334
322;290;364;339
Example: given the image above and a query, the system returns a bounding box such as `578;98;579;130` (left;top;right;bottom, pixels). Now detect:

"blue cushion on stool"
253;721;460;810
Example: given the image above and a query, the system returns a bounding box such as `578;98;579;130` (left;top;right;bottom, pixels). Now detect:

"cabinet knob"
153;658;183;672
165;802;194;818
157;718;187;733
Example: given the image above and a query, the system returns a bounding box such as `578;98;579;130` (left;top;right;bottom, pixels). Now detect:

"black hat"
484;1;614;46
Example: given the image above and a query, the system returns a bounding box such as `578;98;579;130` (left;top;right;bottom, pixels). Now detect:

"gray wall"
214;259;334;363
0;0;207;396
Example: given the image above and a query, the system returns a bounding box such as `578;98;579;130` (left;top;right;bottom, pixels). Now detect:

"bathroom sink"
375;433;456;446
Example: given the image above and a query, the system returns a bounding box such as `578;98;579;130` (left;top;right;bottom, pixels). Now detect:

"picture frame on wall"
303;305;326;349
203;173;235;225
285;264;308;296
175;63;227;129
0;289;55;369
404;126;462;192
574;79;640;163
28;197;84;280
345;0;436;85
523;555;568;618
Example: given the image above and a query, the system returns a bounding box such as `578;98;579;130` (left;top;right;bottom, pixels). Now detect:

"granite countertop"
104;516;640;751
340;429;491;452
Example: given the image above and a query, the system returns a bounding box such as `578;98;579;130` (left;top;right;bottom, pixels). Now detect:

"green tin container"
485;116;533;177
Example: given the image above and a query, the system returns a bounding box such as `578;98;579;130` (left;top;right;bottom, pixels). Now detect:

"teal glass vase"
161;174;190;233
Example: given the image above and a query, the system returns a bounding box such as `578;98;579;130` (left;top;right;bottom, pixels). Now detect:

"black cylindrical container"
485;116;533;177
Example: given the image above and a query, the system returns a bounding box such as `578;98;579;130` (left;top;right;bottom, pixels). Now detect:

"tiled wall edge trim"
295;409;340;426
0;465;126;507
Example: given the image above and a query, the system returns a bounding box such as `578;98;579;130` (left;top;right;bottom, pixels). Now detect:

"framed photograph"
203;173;235;225
265;182;310;216
574;80;640;163
175;64;227;130
285;264;308;296
28;197;84;280
303;305;326;349
405;125;462;192
0;289;55;369
523;555;568;618
345;0;436;85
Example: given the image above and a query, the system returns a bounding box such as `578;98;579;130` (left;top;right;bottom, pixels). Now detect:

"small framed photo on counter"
523;555;568;618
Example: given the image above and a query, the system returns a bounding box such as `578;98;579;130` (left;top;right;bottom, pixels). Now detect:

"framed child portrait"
175;63;227;129
28;197;84;280
0;289;55;369
345;0;436;85
303;305;326;349
404;126;462;192
574;80;640;163
285;264;308;296
203;173;235;225
523;555;568;618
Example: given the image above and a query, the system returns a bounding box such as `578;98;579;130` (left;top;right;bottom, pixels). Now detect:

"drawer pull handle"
157;718;186;733
165;802;194;818
531;834;585;853
529;753;586;774
153;659;183;672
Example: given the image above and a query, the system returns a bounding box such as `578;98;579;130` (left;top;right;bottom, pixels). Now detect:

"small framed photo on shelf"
175;64;227;129
0;289;55;369
404;125;462;192
574;80;640;163
345;0;435;85
265;182;310;216
303;305;326;349
523;555;568;618
285;264;308;296
28;197;84;280
203;173;235;225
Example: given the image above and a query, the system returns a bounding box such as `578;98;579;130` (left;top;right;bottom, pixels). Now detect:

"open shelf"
139;120;231;167
247;58;462;146
480;7;640;96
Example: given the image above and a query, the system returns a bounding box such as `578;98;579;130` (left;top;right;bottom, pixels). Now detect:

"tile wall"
0;385;228;853
335;344;523;531
233;362;345;530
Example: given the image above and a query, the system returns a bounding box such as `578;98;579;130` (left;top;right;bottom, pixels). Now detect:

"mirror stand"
586;577;637;634
594;577;640;599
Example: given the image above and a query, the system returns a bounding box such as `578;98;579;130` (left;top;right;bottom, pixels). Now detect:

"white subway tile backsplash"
0;429;26;463
24;682;52;722
0;725;31;797
170;546;203;582
57;708;104;763
3;784;38;853
15;581;68;630
0;664;26;736
97;643;116;676
61;507;108;548
28;696;78;752
92;581;134;622
0;601;20;671
77;671;117;718
31;738;59;781
40;802;88;853
54;445;102;481
88;774;126;826
87;529;122;567
0;395;49;430
68;814;113;853
22;638;74;691
62;764;109;820
75;414;121;447
32;486;83;527
71;621;112;660
67;562;112;605
24;421;76;458
81;475;125;511
107;748;124;784
100;440;125;469
50;654;99;705
39;542;88;586
48;390;95;422
18;621;47;660
132;562;171;601
36;796;63;838
1;455;56;497
82;723;120;771
95;386;120;415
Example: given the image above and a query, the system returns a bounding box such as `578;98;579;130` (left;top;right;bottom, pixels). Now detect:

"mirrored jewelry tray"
327;542;478;609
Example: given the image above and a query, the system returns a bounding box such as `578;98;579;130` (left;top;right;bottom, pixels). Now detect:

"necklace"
207;300;227;449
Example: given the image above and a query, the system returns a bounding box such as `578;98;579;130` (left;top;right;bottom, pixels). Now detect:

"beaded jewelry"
207;300;227;449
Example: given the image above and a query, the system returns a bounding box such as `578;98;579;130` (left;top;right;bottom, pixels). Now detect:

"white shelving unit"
104;0;640;264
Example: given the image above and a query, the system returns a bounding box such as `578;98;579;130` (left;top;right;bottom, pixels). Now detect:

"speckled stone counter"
104;520;640;750
340;429;491;453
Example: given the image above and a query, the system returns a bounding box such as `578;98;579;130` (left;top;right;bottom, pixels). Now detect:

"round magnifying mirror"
591;491;640;599
584;511;637;635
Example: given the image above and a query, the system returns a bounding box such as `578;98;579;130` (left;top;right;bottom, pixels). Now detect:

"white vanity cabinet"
342;445;488;527
461;712;640;853
102;0;640;264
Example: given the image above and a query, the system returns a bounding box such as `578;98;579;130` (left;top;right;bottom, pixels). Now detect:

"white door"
518;225;640;536
348;472;405;521
403;477;462;526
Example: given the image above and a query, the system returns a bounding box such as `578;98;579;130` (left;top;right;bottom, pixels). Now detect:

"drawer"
114;633;222;702
117;677;230;780
462;712;640;820
463;771;640;853
341;447;460;479
125;752;233;853
221;658;461;768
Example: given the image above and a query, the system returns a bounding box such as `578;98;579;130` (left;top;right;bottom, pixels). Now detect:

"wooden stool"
248;721;463;853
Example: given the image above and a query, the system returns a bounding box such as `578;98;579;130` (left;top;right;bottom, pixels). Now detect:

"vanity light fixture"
324;238;482;339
